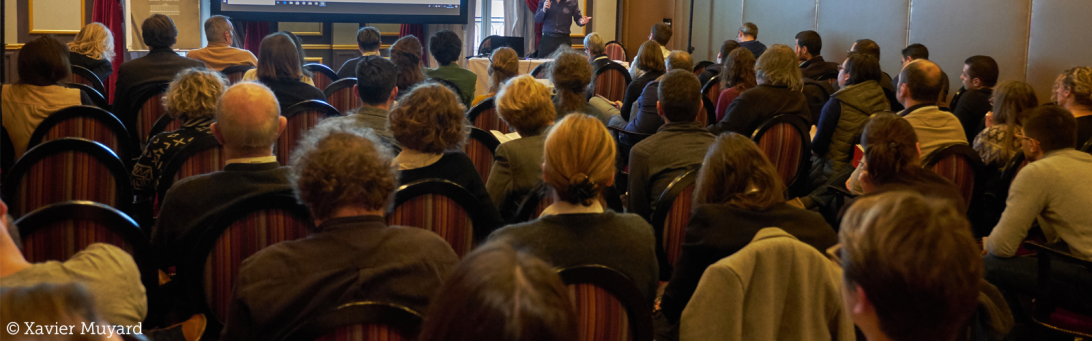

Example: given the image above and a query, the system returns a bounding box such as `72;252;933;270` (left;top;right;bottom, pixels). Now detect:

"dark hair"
1023;105;1078;152
357;26;381;51
794;30;822;56
719;47;756;91
280;31;312;77
853;39;880;60
17;35;71;86
389;83;469;153
290;122;396;219
651;23;673;46
897;60;943;103
429;30;463;66
356;56;398;106
693;133;785;208
550;51;592;116
658;69;702;122
391;35;426;92
718;40;740;60
1;283;106;340
862;113;923;186
844;52;882;86
635;40;666;73
257;32;302;81
142;13;178;48
739;22;758;38
901;43;929;60
964;55;999;87
418;242;578;341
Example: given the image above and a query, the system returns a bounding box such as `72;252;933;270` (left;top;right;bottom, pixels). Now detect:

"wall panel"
741;0;816;51
1025;0;1092;104
688;0;742;61
817;0;908;79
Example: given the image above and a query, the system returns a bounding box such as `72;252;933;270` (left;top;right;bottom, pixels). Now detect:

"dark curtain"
398;24;428;68
525;0;542;47
91;0;123;102
242;22;271;56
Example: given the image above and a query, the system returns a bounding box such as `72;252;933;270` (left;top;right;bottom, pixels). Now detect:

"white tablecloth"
467;57;628;98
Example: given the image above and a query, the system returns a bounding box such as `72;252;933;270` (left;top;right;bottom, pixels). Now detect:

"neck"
314;206;385;226
544;196;604;215
739;36;755;42
363;102;392;111
0;242;31;278
225;147;274;161
901;98;935;110
1067;104;1092;117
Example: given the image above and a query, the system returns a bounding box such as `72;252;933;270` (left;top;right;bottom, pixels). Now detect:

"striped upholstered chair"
277;100;341;166
923;143;984;210
154;135;225;212
129;82;171;148
306;63;339;93
387;179;489;258
751;114;811;198
464;128;500;184
466;97;512;134
1;138;132;218
512;182;557;224
649;165;699;280
605;41;627;61
27;105;136;165
324;78;361;115
281;302;423;341
220;65;255;85
531;62;552;79
592;63;632;103
147;114;183;141
558;265;654;341
699;77;721;126
71;65;106;95
180;191;314;333
66;83;109;110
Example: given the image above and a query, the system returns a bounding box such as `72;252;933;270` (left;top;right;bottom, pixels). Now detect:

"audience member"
709;44;809;136
472;47;518;106
0;200;147;326
321;56;400;149
795;30;838;81
973;81;1037;169
220;121;459;341
114;14;205;124
848;39;893;93
67;23;115;82
840;191;983;341
585;32;611;71
335;26;381;78
252;32;325;112
736;22;766;58
697;39;739;86
623;51;694;135
241;31;314;85
488;114;659;302
131;68;227;199
1;283;130;341
551;50;607;123
713;47;756;122
627;69;713;221
152;82;290;270
1052;66;1092;146
425;30;477;105
487;75;557;221
1;35;91;159
620;41;667;122
951;55;999;141
893;43;949;105
854;113;965;211
390;83;505;240
390;35;426;99
417;242;577;341
185;15;256;71
628;23;672;79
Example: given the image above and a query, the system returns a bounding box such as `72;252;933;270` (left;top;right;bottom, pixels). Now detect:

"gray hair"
755;44;803;91
666;51;693;72
584;33;606;55
216;82;281;150
204;15;233;44
739;22;758;38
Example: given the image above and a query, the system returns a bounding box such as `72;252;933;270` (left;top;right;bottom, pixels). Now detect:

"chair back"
220;65;256;84
466;97;512;133
693;61;714;77
512;182;556;223
147;115;183;140
1;138;131;218
531;62;552;79
66;83;109;109
70;65;106;95
477;35;498;56
1022;241;1092;338
650;166;699;272
1;126;13;176
387;179;488;258
802;79;834;125
558;265;654;341
1082;136;1092;153
465;128;500;184
605;41;627;61
323;78;360;114
700;78;721;125
277;100;340;166
593;63;632;103
28;105;134;164
923;143;984;209
428;78;465;102
306;63;340;91
130;82;171;148
281;302;423;341
751;115;810;197
155;135;225;208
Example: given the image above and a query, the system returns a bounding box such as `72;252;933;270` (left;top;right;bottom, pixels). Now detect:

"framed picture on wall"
29;0;84;34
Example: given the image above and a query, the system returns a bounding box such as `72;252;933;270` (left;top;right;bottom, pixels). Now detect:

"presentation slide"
213;0;466;24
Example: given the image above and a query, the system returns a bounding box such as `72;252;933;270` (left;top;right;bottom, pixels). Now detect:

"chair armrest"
1023;241;1092;266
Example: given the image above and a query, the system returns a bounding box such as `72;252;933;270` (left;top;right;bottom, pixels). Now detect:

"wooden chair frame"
751;114;811;198
27;105;135;165
557;265;654;341
428;78;465;103
155;135;223;203
127;82;171;147
2;138;132;217
220;65;256;84
604;41;627;61
278;100;341;165
466;97;513;134
66;83;109;109
700;77;721;125
389;178;492;249
280;302;423;341
305;63;340;82
649;165;700;277
1023;241;1092;338
693;61;715;76
71;65;106;95
922;142;985;209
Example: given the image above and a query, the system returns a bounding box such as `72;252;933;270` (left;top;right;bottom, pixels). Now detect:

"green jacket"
825;80;889;173
424;64;478;106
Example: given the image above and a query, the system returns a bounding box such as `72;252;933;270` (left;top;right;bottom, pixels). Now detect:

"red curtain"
525;0;542;47
91;0;123;102
243;22;271;56
398;24;428;67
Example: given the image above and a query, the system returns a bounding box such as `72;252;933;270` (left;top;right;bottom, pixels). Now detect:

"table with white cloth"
467;57;628;98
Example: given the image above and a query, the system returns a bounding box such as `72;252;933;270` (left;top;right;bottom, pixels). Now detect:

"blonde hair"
1055;66;1092;107
164;68;227;120
488;47;519;94
68;22;114;61
990;81;1038;162
755;44;803;91
390;83;469;153
496;75;556;135
544;114;615;206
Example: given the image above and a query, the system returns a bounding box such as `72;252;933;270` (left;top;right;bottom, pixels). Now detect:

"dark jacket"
950;87;993;142
812;80;890;174
621;70;665;122
260;77;326;113
591;54;613;72
624;80;666;135
709;84;810;137
486;134;547;221
627;121;715;221
113;47;205;122
799;56;839;81
739;40;767;58
555;100;608;125
321;106;398;149
399;152;506;242
698;64;722;87
69;51;113;83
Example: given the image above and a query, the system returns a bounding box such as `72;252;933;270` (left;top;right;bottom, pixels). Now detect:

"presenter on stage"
534;0;591;58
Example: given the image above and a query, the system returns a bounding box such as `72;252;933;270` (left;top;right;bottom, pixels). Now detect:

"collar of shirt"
354;106;389;118
899;103;938;117
657;121;707;133
226;155;278;165
362;50;380;57
315;215;387;233
541;199;604;216
392;149;443;170
593;55;609;62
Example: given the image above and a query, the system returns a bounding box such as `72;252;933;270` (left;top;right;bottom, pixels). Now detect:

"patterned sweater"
130;117;214;197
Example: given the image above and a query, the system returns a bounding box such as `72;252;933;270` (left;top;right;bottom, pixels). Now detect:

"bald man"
152;82;292;270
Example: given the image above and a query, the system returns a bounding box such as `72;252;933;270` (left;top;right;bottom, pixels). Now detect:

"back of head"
852;39;880;60
636;40;666;73
204;15;233;44
1056;66;1092;107
651;23;673;46
719;40;740;61
693;132;785;209
391;35;425;90
658;69;701;122
497;75;556;135
68;23;114;61
544;114;615;206
665;51;693;72
1023;105;1078;152
165;68;227;121
289;120;394;221
142;13;178;48
839;191;981;341
550;51;592;114
844;51;882;86
216;82;282;150
17;35;70;87
964;55;999;88
897;59;943;103
489;47;520;93
901;43;929;61
357;26;382;51
389;83;468;153
794;30;822;56
429;30;463;66
1;283;102;341
356;56;398;106
257;32;302;80
739;22;758;38
584;32;606;55
755;44;803;91
418;242;578;341
990;80;1038;127
720;47;756;90
861;112;921;185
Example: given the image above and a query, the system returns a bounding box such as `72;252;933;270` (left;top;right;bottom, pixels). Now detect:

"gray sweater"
986;149;1092;261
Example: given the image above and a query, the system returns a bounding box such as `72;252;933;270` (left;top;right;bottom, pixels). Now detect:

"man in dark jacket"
113;14;205;125
795;30;838;81
737;22;766;58
709;44;810;137
950;55;998;142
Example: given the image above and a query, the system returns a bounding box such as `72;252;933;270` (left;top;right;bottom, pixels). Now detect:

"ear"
276;116;288;137
898;82;910;100
853;284;872;315
972;78;984;88
0;198;8;217
657;101;665;117
211;123;226;145
915;142;922;159
696;99;704;120
389;86;399;102
541;163;548;182
353;84;359;99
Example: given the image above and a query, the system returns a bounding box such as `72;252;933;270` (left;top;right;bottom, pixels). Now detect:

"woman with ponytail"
487;114;658;302
550;51;608;124
855;112;965;211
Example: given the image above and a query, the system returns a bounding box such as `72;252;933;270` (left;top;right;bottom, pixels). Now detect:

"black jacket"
620;70;664;122
260;77;327;113
113;47;205;121
799;56;839;81
950;87;993;142
709;84;810;137
69;51;113;83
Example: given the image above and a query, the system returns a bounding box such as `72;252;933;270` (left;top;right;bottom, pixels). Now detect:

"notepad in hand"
492;130;522;143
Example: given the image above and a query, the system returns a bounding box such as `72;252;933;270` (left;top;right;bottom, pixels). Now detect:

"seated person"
390;35;426;98
251;32;325;112
551;51;607;124
623;51;694;135
627;69;715;221
131;68;227;199
2;35;91;159
335;26;381;79
486;75;557;221
185;15;257;71
892;43;949;107
220;122;459;341
619;41;667;122
1;282;134;340
951;55;999;142
67;23;115;82
985;106;1092;320
709;44;809;137
425;30;478;106
973;81;1037;169
840;191;983;341
114;14;205;123
417;242;577;341
241;31;314;86
628;23;672;79
854;113;965;212
586;32;612;71
390;83;505;241
0;200;147;326
795;30;839;81
713;47;756;122
736;22;766;58
152;82;291;270
472;47;519;106
321;56;400;149
1052;66;1092;146
488;114;659;302
848;39;894;95
697;40;739;87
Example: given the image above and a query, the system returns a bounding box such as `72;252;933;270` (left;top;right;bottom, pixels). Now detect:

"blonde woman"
973;81;1037;168
131;68;227;198
1053;66;1092;146
472;47;519;106
709;44;809;137
68;22;115;81
486;75;557;220
487;114;659;303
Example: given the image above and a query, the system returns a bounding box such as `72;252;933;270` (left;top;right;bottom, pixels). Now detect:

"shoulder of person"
70;244;141;278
